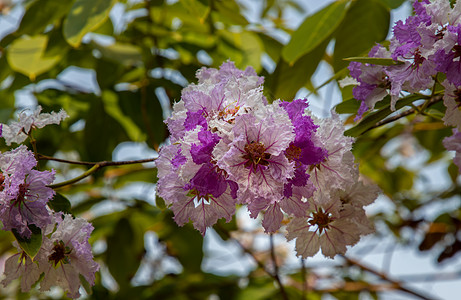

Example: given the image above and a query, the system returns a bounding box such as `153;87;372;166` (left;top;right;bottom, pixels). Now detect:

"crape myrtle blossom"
0;145;55;238
157;128;238;235
286;182;377;259
0;106;68;146
1;242;42;292
157;61;379;258
348;45;393;119
346;0;461;121
441;80;461;131
2;214;100;299
37;214;99;299
308;112;358;192
443;130;461;173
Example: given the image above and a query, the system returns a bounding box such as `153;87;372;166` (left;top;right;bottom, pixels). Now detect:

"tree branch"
269;234;289;300
364;95;442;133
42;155;157;189
215;224;288;300
342;256;439;300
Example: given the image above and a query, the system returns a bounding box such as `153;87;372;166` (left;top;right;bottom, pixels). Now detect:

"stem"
342;256;438;300
45;157;157;189
301;258;307;300
269;234;289;300
215;224;288;299
365;94;442;133
49;165;100;189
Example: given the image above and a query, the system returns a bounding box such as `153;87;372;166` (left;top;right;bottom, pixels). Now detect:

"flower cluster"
347;0;461;174
157;61;379;258
2;214;99;299
0;108;99;298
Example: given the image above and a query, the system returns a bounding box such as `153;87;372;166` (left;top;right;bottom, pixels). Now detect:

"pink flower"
36;214;99;299
286;183;377;259
217;108;295;207
0;146;55;238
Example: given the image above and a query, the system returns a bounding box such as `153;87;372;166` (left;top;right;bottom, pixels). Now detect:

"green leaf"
216;30;263;72
213;0;248;25
343;57;404;66
106;217;144;290
282;0;349;64
268;39;329;101
12;225;42;259
79;274;93;296
335;98;360;114
84;98;127;161
48;193;72;214
333;0;390;72
258;33;283;63
0;55;12;83
117;86;167;146
7;35;61;80
377;0;406;9
102;90;146;141
179;0;210;22
15;0;74;36
156;211;203;273
344;94;423;137
92;17;114;36
63;0;116;47
91;41;143;66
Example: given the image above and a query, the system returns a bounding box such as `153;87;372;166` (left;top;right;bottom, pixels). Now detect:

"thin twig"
342;256;439;300
42;156;157;189
215;224;288;300
301;258;307;300
364;95;442;133
269;234;289;300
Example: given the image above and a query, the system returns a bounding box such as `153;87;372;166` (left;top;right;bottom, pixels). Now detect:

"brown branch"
269;234;289;300
38;153;156;166
41;155;157;189
342;256;439;300
300;258;307;300
215;224;288;300
364;94;443;133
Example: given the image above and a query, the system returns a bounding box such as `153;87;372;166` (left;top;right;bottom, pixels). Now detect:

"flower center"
187;188;212;207
285;144;302;162
48;240;72;267
12;184;28;207
413;49;424;67
242;141;271;169
0;173;5;192
453;45;461;59
308;208;332;234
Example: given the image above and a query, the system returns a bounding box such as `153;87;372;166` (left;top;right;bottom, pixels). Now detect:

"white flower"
1;243;41;293
36;214;99;299
1;106;68;145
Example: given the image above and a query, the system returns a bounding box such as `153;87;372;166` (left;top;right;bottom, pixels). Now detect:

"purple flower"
349;45;393;117
0;146;55;237
441;80;461;131
217;108;295;206
1;243;42;292
434;24;461;86
36;214;99;299
308;113;358;193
